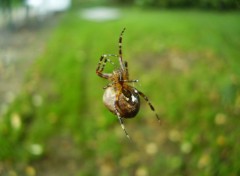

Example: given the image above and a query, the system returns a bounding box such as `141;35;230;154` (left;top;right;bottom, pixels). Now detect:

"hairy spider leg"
124;61;129;79
136;89;161;124
118;28;126;71
96;54;118;79
122;80;139;83
114;91;131;140
97;54;118;72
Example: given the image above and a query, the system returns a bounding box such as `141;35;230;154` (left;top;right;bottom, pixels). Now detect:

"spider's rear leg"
136;89;161;124
116;110;131;140
114;91;131;140
96;54;118;79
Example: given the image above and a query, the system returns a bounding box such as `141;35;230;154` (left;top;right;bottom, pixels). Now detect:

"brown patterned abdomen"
103;87;140;118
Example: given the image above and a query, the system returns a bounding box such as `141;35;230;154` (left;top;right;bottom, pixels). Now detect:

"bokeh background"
0;0;240;175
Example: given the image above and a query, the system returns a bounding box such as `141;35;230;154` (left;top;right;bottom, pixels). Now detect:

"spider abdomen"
103;87;140;118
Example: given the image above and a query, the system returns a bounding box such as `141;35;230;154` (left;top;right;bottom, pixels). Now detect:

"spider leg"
121;61;139;84
122;80;138;83
114;91;131;140
135;89;161;124
103;82;114;89
124;61;129;79
118;28;126;70
116;110;131;140
96;54;117;79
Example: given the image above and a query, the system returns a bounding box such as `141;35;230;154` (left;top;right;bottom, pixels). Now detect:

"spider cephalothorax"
96;28;160;139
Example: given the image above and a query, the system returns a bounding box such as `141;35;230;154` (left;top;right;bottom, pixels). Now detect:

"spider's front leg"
96;54;117;79
124;61;129;79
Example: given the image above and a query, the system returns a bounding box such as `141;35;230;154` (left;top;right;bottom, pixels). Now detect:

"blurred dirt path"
0;16;59;117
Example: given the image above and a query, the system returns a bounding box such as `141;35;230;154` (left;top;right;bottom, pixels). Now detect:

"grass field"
0;7;240;176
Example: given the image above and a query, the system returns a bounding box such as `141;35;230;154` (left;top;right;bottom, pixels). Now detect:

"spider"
96;28;160;139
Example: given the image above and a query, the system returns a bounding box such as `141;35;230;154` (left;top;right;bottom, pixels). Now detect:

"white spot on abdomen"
131;95;137;102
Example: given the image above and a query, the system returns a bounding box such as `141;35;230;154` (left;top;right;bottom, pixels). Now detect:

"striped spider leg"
96;28;160;140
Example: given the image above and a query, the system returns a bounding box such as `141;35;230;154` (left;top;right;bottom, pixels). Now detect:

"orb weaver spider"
96;28;160;139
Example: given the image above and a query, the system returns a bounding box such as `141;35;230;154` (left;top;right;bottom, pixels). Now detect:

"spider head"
112;69;125;82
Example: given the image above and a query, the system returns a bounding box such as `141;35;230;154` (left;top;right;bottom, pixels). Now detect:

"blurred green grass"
1;7;240;175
